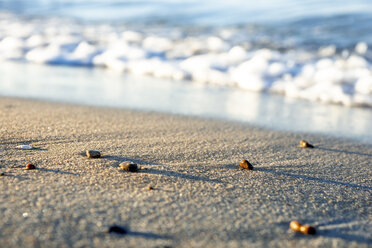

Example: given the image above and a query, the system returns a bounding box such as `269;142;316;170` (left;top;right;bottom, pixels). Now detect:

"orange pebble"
289;220;301;231
26;164;36;170
300;140;314;148
300;225;316;235
290;220;316;235
240;160;253;170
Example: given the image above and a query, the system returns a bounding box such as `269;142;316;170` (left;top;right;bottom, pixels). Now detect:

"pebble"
119;161;139;172
147;186;154;190
108;225;128;235
289;220;301;231
240;159;253;170
289;220;316;235
0;171;5;176
86;150;101;158
16;145;34;150
300;225;316;235
299;140;314;148
26;163;36;170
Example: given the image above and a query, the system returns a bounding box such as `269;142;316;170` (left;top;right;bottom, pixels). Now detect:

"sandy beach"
0;96;371;248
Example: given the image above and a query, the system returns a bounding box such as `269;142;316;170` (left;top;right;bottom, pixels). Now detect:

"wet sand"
0;97;371;247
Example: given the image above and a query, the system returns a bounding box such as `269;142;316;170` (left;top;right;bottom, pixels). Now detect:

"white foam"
206;36;229;52
67;41;98;65
143;36;172;53
318;45;336;57
121;31;143;43
355;42;368;54
25;44;64;64
0;13;372;108
26;34;45;48
355;76;372;94
0;36;24;60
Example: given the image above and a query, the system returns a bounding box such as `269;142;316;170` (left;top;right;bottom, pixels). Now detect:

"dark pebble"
120;162;139;172
86;150;101;158
300;140;314;148
147;186;154;190
0;172;5;176
240;160;253;170
26;164;36;170
108;225;128;235
301;225;316;235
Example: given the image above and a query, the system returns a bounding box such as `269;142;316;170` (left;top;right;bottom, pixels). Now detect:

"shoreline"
2;60;372;145
2;85;372;146
0;96;371;247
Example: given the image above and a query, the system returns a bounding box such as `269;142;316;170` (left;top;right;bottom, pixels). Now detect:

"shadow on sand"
105;225;171;240
255;167;372;190
37;168;80;176
316;219;372;244
1;173;29;180
142;168;223;184
316;146;372;157
126;230;171;240
102;155;163;166
103;155;223;184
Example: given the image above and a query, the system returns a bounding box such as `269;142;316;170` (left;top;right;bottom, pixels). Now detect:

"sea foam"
0;13;371;107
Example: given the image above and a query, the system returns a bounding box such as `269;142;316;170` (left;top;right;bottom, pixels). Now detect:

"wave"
0;12;371;107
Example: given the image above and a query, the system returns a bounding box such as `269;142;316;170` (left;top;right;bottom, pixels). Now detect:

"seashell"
16;145;34;150
240;159;253;170
108;225;128;235
119;162;139;172
300;140;314;148
86;150;101;158
26;163;36;170
290;220;316;235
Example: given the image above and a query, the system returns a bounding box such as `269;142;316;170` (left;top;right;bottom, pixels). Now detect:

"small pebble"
119;162;139;172
240;159;253;170
16;145;34;150
147;186;154;190
108;225;128;235
300;140;314;148
289;220;301;231
86;150;101;158
290;220;316;235
0;172;5;176
300;225;316;235
26;163;36;170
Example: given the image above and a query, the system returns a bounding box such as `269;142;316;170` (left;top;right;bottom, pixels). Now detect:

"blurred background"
0;0;372;143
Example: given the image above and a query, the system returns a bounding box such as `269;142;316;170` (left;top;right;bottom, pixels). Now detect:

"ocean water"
1;0;372;142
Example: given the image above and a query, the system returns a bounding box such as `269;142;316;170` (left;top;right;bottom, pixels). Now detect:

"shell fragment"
16;145;34;150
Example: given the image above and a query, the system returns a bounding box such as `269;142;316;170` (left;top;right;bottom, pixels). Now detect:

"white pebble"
16;145;34;150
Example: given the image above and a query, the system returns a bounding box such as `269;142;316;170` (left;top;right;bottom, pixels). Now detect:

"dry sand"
0;97;371;248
